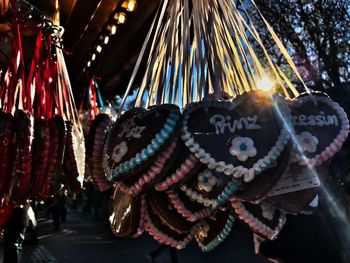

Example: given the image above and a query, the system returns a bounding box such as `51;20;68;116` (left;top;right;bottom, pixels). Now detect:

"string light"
122;0;137;12
104;35;109;45
107;24;117;35
87;61;91;67
91;53;96;61
96;45;102;53
114;12;127;24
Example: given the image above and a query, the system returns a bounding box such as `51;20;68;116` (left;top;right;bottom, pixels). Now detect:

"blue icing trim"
215;180;241;208
161;129;169;138
200;214;235;252
141;151;149;161
146;145;155;155
164;124;174;133
155;134;165;144
151;139;161;150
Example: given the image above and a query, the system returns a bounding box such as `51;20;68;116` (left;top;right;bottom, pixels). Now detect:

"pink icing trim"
231;199;286;240
132;196;146;238
155;154;199;191
118;139;177;196
167;190;212;222
144;209;198;249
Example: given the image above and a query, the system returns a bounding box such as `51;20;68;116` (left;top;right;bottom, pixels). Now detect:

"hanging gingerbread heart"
104;104;181;183
289;92;349;166
103;107;144;181
182;90;291;183
87;113;112;192
8;110;34;204
145;190;199;249
30;119;51;198
0;110;15;194
108;184;145;238
195;209;236;252
39;115;66;199
231;199;286;240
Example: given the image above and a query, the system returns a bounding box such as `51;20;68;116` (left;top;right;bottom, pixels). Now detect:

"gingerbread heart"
145;190;199;249
289;92;349;166
195;209;236;252
182;90;291;183
231;199;286;240
104;105;181;182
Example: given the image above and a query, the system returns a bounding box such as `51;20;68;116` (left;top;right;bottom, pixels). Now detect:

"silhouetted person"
3;204;29;263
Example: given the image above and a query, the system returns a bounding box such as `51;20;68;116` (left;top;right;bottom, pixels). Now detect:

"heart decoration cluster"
85;90;349;252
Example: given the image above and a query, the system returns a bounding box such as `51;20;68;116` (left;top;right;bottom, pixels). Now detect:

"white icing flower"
260;202;275;221
295;131;319;153
229;137;257;162
112;141;128;163
197;170;218;192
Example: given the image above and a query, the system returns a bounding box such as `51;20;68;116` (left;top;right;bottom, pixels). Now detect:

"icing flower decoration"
295;131;319;153
229;137;257;162
197;222;210;240
112;141;128;163
260;202;275;221
197;170;218;192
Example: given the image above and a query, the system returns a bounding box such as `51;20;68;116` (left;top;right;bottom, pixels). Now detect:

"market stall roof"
26;0;160;99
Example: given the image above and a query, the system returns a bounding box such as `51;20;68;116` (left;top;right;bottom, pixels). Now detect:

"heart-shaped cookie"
289;92;349;166
0;110;15;194
103;107;144;181
231;199;286;240
104;104;181;182
195;210;236;252
145;190;199;249
182;90;291;183
87;113;112;192
8;110;34;204
180;168;241;208
108;184;145;238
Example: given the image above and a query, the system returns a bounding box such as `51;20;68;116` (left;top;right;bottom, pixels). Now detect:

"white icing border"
289;94;349;166
181;93;291;183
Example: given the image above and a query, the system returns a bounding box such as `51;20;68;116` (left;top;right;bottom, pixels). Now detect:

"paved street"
0;208;269;263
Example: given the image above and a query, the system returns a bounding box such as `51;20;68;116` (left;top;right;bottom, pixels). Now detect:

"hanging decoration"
102;0;349;255
0;0;85;210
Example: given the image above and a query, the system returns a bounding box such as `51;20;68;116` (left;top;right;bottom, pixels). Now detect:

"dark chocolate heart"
145;190;199;249
231;199;286;240
182;90;291;183
108;184;145;238
195;210;236;252
289;92;349;166
104;104;181;182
